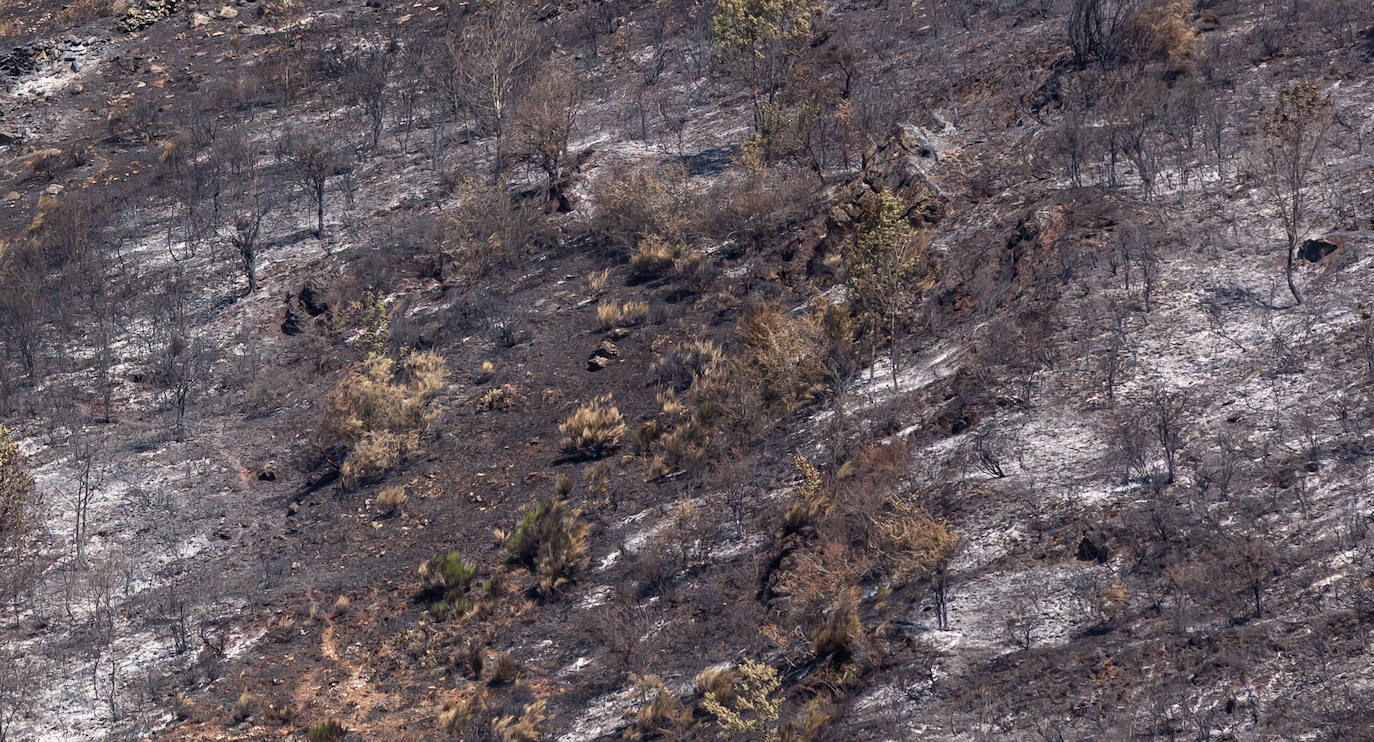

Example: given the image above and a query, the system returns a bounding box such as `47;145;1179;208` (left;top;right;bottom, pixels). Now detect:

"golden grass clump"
231;690;253;722
1123;0;1195;67
810;590;862;662
651;337;724;391
624;673;688;739
873;497;959;584
586;268;611;295
597;299;650;330
738;303;831;414
559;393;626;457
478;383;519;411
629;233;684;280
439;693;485;735
330;595;350;617
323;351;449;488
375;485;407;516
783;452;830;535
492;699;546;742
694;666;737;706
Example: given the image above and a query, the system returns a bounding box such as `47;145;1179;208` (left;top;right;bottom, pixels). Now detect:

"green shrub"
504;499;589;598
420;551;479;619
0;424;34;549
307;720;346;742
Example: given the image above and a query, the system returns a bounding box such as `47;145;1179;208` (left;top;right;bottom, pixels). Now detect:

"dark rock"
587;340;619;371
0;47;38;77
810;123;950;278
1076;531;1110;563
678;146;737;176
298;279;330;316
1297;237;1341;263
860;123;949;226
281;294;302;335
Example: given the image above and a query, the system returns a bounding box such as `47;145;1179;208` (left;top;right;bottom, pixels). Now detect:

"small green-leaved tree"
358;289;391;358
844;191;938;389
712;0;821;139
702;659;782;741
0;424;34;551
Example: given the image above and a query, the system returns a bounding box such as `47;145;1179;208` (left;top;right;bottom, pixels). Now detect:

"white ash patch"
555;685;636;742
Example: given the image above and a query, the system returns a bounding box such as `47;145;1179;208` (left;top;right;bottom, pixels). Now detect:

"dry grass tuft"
57;0;126;24
559;393;626;457
330;595;350;617
652;338;724;391
784;452;830;535
231;690;253;722
439;693;486;735
505;499;589;598
478;383;519;411
810;590;862;662
492;699;546;742
323;351;448;488
629;234;683;280
375;485;407;516
586;268;611;295
1125;0;1195;67
695;666;737;705
625;673;689;739
597;299;650;330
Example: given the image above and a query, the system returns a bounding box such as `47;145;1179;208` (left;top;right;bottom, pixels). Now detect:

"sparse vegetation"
1259;80;1332;306
2;0;1373;738
420;551;479;619
624;673;688;739
478;383;519;411
845;190;938;385
0;424;34;549
874;498;959;630
596;299;650;330
375;485;406;516
492;698;546;742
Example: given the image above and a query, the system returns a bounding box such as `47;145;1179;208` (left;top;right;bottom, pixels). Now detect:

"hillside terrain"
2;0;1374;740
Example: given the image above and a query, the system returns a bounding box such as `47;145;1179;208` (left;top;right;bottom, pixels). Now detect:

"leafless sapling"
1258;81;1332;307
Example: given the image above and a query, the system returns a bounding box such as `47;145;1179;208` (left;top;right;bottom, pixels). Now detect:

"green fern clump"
504;501;550;565
503;499;589;598
307;720;346;742
420;551;479;620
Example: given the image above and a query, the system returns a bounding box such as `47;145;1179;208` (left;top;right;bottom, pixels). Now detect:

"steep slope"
2;0;1374;740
